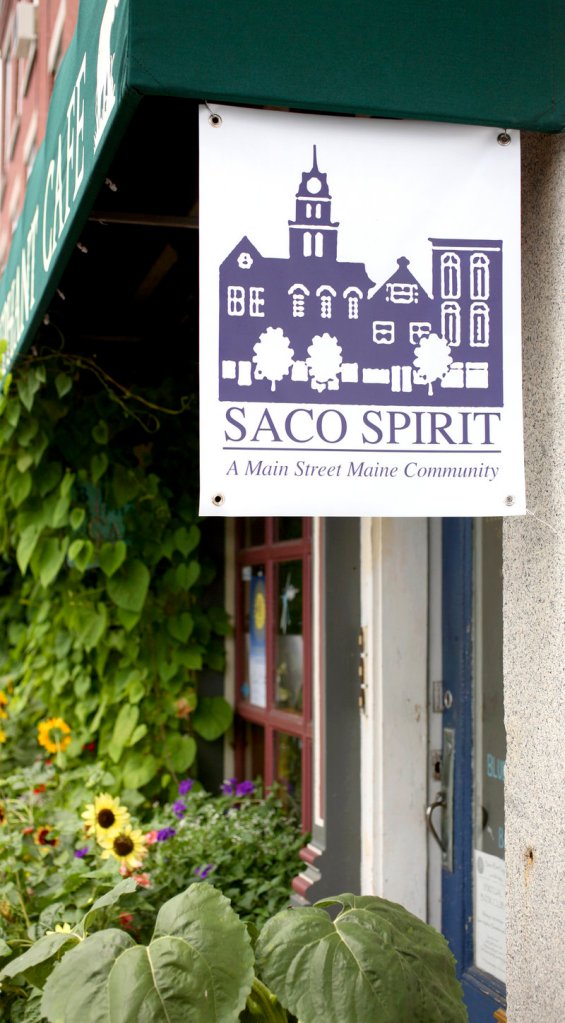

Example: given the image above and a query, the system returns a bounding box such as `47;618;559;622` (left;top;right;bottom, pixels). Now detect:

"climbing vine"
0;349;231;796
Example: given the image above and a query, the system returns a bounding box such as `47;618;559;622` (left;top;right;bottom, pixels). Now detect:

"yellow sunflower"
82;793;130;841
99;826;147;871
0;691;8;720
37;717;71;754
0;803;7;825
0;728;6;744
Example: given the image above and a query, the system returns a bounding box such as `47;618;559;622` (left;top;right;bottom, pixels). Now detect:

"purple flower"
178;778;194;796
157;827;176;842
221;777;238;795
236;781;255;797
172;800;186;818
74;846;89;859
194;864;214;880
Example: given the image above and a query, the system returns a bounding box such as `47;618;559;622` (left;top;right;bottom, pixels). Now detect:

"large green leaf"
107;560;150;613
7;466;32;507
0;931;80;987
174;524;200;557
16;523;42;574
255;894;468;1023
163;733;197;772
192;697;233;742
33;536;69;587
41;929;135;1023
149;884;254;1022
121;751;158;789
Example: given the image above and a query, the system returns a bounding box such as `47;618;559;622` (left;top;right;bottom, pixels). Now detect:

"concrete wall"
504;133;565;1021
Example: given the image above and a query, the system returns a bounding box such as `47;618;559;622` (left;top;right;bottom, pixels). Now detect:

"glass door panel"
274;731;302;816
241;563;266;707
275;560;304;712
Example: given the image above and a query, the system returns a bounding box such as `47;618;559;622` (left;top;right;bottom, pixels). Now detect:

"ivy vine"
0;350;231;797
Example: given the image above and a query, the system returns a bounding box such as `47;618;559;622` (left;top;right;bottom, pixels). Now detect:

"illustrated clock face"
306;176;322;194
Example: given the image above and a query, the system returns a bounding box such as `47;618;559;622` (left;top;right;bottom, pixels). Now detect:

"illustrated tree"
306;333;343;392
413;332;453;395
253;327;294;392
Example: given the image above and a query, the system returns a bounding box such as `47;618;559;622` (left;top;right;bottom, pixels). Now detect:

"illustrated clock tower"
288;146;339;260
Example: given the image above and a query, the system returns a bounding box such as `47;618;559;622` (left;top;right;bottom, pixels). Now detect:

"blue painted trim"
441;518;506;1019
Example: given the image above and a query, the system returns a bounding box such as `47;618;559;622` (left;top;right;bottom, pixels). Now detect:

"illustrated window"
344;286;362;319
289;283;309;318
470;302;490;346
386;282;418;304
317;285;336;319
441;301;461;346
441;252;461;299
409;321;431;345
227;285;245;316
235;518;312;830
471;253;490;300
249;287;265;317
372;321;395;344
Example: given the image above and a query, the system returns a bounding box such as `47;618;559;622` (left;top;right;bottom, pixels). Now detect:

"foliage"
412;332;453;395
0;880;468;1023
120;781;306;934
0;764;304;958
0;353;231;795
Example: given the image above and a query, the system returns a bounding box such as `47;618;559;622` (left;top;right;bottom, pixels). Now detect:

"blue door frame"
442;518;506;1019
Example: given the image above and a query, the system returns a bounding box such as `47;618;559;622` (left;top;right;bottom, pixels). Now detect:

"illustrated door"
439;518;507;1022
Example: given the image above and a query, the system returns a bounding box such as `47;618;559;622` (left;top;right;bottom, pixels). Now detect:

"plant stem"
245;977;289;1022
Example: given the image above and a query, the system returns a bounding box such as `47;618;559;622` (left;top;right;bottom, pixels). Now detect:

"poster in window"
199;105;524;516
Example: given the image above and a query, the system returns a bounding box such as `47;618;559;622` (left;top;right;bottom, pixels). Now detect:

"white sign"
199;105;524;516
474;849;506;983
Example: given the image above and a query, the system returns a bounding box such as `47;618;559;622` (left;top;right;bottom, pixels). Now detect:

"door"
439;518;507;1021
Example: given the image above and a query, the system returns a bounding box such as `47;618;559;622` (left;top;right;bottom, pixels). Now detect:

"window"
471;253;490;299
227;285;245;316
409;321;431;345
306;203;312;219
289;283;309;318
441;252;461;299
470;302;490;346
249;287;265;317
442;301;461;345
372;321;395;344
316;285;336;319
315;203;321;219
237;252;253;269
386;282;418;303
314;231;323;257
303;231;312;257
235;518;312;830
344;286;362;319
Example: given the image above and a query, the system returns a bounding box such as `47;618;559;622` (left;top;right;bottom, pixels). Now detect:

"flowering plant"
0;879;468;1022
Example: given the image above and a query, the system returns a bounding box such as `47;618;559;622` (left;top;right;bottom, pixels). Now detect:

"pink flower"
133;872;151;888
144;830;158;845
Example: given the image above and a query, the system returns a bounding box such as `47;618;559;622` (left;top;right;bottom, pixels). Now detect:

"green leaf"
192;697;233;742
129;723;148;746
0;938;12;958
17;370;42;411
0;931;80;987
109;704;139;762
75;603;108;650
122;752;158;789
116;608;140;631
176;560;200;591
70;507;86;530
55;372;73;397
92;420;109;444
36;461;63;497
149;884;254;1021
68;538;95;572
98;541;127;578
174;524;200;557
107;560;150;613
164;733;197;772
34;536;69;587
41;928;135;1023
7;466;32;507
256;895;468;1023
16;523;42;574
167;611;194;643
82;879;139;934
112;465;141;507
91;452;109;484
16;451;33;472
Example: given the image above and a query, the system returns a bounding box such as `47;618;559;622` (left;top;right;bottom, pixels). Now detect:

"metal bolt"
505;495;515;506
443;689;453;710
212;493;225;507
497;131;511;146
209;113;222;128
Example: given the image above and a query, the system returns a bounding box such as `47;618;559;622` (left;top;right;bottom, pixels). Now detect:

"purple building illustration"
219;149;503;407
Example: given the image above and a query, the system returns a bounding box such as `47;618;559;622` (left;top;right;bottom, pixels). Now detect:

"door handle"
426;792;446;852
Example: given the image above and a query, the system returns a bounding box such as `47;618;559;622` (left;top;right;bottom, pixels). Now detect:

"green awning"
1;0;564;376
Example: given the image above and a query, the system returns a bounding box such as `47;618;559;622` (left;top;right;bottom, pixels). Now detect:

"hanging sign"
199;105;524;516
